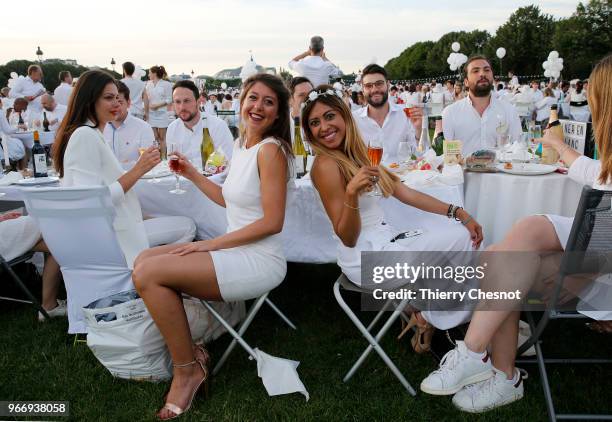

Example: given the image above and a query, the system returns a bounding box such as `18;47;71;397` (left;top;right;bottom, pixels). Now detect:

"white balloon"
558;58;564;64
549;50;559;60
10;72;18;79
221;82;227;89
544;69;552;77
451;42;460;52
496;47;506;59
450;64;458;71
542;61;549;70
459;53;468;64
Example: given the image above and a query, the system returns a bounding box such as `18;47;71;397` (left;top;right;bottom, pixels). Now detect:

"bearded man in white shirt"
103;81;155;164
166;80;233;170
442;56;521;156
289;35;341;88
10;65;46;114
53;71;73;106
353;64;419;166
121;61;148;121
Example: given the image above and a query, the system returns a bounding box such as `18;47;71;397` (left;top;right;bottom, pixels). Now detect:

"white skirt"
543;214;573;250
210;245;286;302
148;109;169;128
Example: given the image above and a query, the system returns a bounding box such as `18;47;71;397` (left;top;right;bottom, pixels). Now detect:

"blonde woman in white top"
132;74;293;420
145;65;173;154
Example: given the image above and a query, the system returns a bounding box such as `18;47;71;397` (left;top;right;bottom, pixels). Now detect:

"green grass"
1;263;611;421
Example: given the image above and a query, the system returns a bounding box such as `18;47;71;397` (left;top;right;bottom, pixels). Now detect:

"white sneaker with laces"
420;341;493;395
38;299;67;322
452;367;525;413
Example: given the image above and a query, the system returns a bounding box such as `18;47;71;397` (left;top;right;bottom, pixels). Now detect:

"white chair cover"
22;186;134;334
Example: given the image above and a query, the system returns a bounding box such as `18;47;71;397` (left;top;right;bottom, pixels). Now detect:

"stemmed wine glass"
367;137;383;197
147;139;162;184
397;141;416;166
168;141;186;195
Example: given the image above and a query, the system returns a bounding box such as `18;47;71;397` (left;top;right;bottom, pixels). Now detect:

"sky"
0;0;579;77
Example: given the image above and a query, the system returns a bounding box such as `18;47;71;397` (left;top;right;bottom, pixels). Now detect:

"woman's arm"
539;125;581;167
311;156;378;248
169;143;288;255
117;146;160;193
392;181;483;248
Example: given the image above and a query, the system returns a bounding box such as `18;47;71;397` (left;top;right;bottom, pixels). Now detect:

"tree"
553;0;611;78
485;5;556;77
385;41;435;80
425;30;491;77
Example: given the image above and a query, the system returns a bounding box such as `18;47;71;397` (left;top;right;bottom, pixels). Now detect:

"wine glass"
367;137;383;197
168;141;186;195
147;139;162;184
397;141;416;166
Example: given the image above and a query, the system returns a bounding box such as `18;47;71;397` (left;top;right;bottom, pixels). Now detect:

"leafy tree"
553;0;611;78
425;30;491;77
485;5;555;77
385;41;434;80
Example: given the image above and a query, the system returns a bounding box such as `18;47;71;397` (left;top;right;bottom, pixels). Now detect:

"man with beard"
442;56;521;156
353;64;419;166
166;80;233;170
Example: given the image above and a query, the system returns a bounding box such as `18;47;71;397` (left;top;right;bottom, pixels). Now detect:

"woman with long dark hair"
132;73;293;420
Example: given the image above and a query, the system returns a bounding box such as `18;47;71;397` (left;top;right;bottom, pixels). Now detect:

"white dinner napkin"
0;171;23;186
252;348;309;400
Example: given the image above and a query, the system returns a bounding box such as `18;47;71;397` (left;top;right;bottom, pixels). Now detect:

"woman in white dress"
300;85;483;348
568;80;590;122
132;73;293;420
420;54;612;414
145;65;172;155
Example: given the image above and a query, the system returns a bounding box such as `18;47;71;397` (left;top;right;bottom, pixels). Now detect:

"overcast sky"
1;0;579;76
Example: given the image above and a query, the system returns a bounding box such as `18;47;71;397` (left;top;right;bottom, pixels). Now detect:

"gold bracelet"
344;201;359;210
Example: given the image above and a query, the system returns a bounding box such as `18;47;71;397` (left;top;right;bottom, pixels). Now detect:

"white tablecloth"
133;172;463;264
464;171;583;247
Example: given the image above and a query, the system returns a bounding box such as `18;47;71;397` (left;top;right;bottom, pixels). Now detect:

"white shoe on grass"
452;367;525;413
38;299;67;322
420;341;493;395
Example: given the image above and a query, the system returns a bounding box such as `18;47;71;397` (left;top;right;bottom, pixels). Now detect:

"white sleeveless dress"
210;137;289;301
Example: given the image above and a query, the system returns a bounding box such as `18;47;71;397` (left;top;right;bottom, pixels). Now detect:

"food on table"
504;162;513;170
465;149;496;171
389;162;399;169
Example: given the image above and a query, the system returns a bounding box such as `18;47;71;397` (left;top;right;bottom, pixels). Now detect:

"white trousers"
143;216;196;247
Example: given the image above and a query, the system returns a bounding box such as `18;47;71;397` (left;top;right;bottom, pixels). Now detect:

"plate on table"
14;176;59;186
495;163;557;176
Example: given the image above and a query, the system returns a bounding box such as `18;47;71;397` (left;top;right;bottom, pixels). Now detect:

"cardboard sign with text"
560;120;587;155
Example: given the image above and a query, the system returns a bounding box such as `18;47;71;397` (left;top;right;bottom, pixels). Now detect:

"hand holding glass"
168;142;186;194
367;138;383;196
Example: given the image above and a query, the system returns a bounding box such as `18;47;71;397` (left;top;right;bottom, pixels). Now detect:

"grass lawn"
1;262;611;421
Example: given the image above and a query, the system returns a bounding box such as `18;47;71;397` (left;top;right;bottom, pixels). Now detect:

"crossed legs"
132;243;222;418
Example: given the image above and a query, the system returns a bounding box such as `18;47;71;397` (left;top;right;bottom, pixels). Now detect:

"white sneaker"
420;341;494;395
38;300;67;322
452;367;525;413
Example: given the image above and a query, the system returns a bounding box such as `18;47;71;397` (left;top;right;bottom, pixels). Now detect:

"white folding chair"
22;186;133;334
333;274;417;395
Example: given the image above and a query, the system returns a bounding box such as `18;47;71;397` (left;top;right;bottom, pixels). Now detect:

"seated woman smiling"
301;85;483;348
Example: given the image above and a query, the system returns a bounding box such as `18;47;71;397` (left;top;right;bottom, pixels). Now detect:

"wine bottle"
18;112;24;125
42;112;50;132
292;117;306;178
200;121;215;171
418;124;431;153
541;105;561;164
32;131;48;178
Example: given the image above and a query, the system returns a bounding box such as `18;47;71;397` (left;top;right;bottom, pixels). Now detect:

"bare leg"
132;246;221;418
464;216;563;372
157;128;167;159
32;240;62;310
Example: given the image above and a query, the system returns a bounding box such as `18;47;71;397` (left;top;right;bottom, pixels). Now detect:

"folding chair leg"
365;298;394;332
264;297;297;330
1;260;49;320
201;293;268;376
333;281;416;396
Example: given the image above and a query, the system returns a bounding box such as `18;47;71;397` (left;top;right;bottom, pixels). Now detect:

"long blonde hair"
301;86;398;197
589;55;612;184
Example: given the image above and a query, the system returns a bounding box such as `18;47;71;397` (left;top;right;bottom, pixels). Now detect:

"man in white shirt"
443;56;521;156
166;80;233;169
353;64;418;166
103;81;155;164
529;80;544;103
288;76;314;143
121;61;148;120
53;71;73;106
38;94;67;131
10;65;46;114
288;35;341;88
444;80;455;106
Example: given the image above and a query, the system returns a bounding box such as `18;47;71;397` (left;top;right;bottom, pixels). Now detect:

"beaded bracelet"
461;215;473;226
344;202;359;211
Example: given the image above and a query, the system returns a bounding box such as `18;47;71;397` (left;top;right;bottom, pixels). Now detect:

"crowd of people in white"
0;34;609;419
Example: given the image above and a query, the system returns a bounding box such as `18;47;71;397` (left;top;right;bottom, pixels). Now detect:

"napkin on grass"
0;171;24;186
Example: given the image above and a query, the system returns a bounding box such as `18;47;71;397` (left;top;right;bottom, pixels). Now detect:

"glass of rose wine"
367;137;383;196
168;141;186;195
